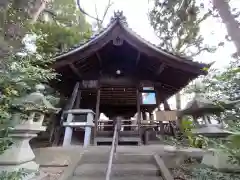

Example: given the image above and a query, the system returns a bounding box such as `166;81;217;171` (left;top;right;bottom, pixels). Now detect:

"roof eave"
53;16;211;74
53;20;119;61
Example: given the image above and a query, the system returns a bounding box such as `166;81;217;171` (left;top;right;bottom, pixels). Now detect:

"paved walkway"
34;145;206;166
34;146;81;166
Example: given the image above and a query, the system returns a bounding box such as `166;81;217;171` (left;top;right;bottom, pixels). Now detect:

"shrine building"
50;11;210;146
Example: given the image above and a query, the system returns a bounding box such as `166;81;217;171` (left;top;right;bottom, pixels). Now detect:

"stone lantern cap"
179;94;224;117
12;84;60;114
179;94;240;116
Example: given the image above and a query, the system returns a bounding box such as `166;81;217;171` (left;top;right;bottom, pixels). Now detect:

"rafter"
96;52;102;67
135;51;141;66
156;63;166;75
69;64;82;79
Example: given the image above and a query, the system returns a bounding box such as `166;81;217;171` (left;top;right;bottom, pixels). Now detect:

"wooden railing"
105;123;118;180
141;120;176;136
97;119;138;131
96;118;176;135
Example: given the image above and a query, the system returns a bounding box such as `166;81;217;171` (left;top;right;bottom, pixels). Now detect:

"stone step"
79;153;154;164
71;176;163;180
74;163;160;177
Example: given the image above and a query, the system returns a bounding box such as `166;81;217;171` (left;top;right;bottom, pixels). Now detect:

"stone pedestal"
0;124;46;176
83;113;94;147
63;127;73;146
62;109;95;147
202;149;240;172
63;113;74;146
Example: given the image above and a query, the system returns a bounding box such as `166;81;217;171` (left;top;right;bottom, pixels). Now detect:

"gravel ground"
39;167;66;180
170;160;240;180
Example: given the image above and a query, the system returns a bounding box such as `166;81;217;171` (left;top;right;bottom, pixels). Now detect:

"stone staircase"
70;152;163;180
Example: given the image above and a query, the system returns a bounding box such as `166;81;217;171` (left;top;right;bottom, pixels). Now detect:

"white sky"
81;0;239;111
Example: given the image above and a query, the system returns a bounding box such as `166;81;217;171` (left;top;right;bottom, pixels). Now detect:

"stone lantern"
178;94;232;137
0;84;59;177
179;94;240;171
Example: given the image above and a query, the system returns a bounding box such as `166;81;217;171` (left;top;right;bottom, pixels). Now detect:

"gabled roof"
53;11;211;74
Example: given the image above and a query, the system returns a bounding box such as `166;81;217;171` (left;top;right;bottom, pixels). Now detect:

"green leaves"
149;0;217;57
30;22;91;56
228;134;240;148
0;169;30;180
180;118;209;148
28;0;92;57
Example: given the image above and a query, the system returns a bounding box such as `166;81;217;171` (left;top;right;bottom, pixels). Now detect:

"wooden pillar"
155;89;161;111
149;112;154;121
142;112;147;120
136;88;141;135
163;100;171;111
163;100;176;136
155;90;162;133
94;88;101;144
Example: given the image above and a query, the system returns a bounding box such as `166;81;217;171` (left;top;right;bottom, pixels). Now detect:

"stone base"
202;149;240;172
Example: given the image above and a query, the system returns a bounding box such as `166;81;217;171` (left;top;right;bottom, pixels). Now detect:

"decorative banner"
141;92;156;105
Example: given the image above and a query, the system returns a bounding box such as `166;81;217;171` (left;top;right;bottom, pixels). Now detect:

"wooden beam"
135;51;141;66
69;64;82;79
156;63;166;75
74;88;81;109
100;77;137;86
154;81;179;92
60;82;80;123
67;82;80;110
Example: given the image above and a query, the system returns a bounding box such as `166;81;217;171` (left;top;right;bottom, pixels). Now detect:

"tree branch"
101;0;114;23
76;0;101;22
94;3;101;29
189;47;208;57
43;9;56;17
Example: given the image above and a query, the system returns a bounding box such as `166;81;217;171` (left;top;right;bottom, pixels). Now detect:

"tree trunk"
175;92;182;130
0;0;49;58
213;0;240;56
30;0;50;23
175;92;181;110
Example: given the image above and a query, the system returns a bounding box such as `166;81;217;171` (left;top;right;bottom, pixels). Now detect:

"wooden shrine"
50;11;211;145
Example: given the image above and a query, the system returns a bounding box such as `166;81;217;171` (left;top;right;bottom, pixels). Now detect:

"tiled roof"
54;11;211;68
